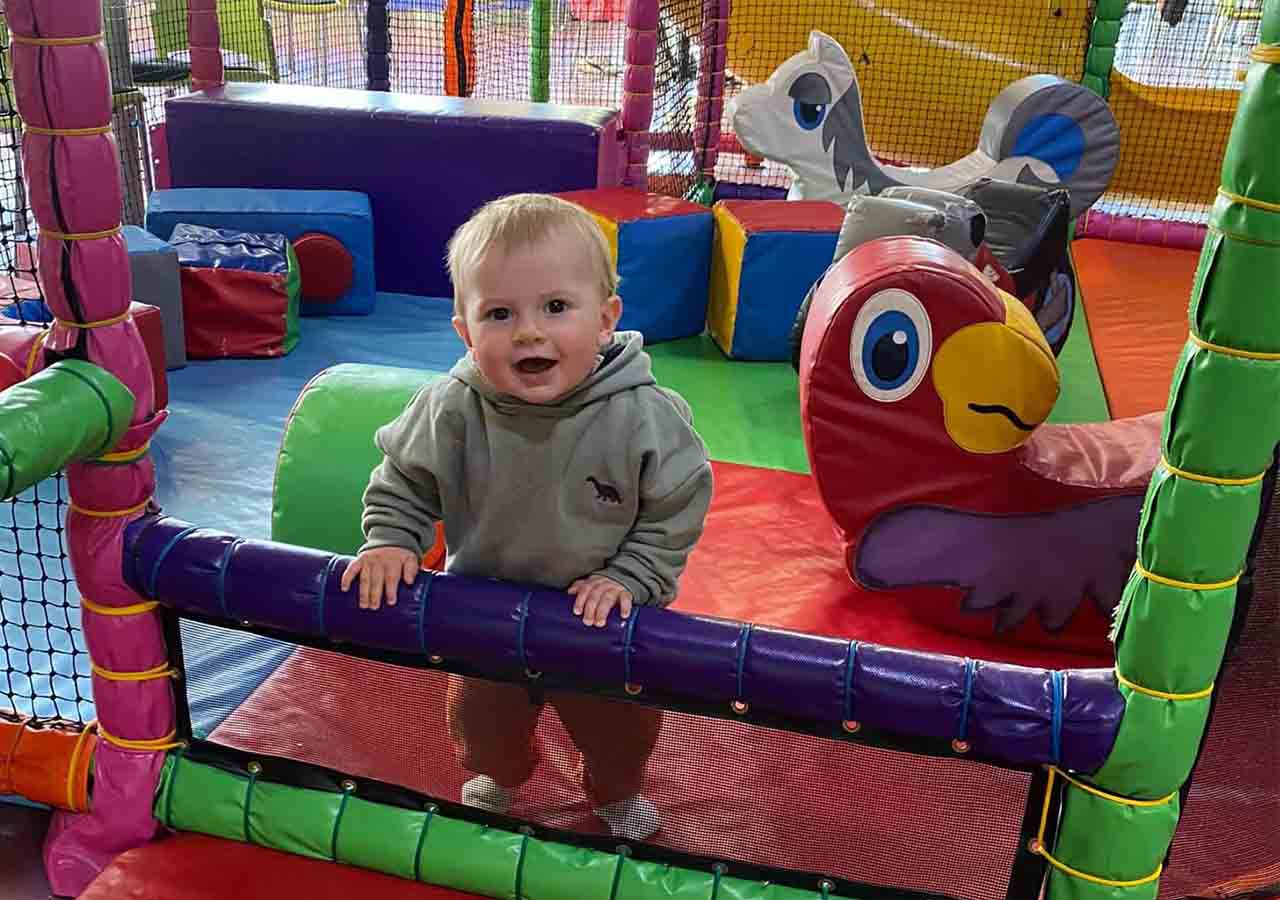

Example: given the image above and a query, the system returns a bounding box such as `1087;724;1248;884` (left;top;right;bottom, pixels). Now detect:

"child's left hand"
567;574;633;628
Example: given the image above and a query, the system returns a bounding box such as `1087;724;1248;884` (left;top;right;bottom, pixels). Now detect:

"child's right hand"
340;546;420;610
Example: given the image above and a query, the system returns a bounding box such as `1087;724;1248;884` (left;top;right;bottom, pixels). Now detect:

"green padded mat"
648;269;1112;476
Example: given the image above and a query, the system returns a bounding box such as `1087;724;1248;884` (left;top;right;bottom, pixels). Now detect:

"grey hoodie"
360;331;713;606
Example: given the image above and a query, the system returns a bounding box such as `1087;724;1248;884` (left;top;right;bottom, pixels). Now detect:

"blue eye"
862;310;918;390
793;99;826;131
849;289;932;403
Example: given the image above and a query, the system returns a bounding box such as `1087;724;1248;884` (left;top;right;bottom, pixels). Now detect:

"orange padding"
0;713;96;812
1072;239;1199;420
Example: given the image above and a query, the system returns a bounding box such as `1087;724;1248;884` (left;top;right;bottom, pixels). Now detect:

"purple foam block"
742;627;849;722
165;84;622;298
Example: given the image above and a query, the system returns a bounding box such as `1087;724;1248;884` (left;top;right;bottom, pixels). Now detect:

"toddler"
341;193;713;840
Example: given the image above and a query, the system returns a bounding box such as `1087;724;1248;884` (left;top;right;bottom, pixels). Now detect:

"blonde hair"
446;193;619;315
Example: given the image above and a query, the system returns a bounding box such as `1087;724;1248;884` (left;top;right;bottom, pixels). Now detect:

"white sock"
461;775;513;815
594;794;660;841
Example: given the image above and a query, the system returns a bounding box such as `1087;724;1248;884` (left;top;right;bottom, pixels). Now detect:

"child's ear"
452;314;473;348
599;295;623;345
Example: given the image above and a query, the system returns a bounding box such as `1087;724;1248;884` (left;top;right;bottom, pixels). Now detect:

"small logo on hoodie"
586;476;622;504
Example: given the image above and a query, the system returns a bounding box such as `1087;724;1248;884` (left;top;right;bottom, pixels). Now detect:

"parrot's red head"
799;235;1062;539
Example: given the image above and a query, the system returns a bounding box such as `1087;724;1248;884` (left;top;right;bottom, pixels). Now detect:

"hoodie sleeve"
596;389;714;606
359;383;448;556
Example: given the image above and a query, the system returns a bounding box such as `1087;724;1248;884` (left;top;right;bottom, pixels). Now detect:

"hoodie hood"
450;330;656;417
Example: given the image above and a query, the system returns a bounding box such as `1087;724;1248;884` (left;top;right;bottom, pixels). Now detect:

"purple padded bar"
123;515;1124;772
165;83;622;298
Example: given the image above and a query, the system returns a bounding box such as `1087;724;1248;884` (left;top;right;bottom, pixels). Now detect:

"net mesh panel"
389;1;628;105
185;623;1033;900
0;22;92;725
1099;0;1252;225
0;476;91;724
388;0;446;94
1158;471;1280;900
647;0;706;198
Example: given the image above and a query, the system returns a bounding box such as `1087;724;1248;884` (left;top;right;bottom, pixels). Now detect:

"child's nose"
514;319;545;343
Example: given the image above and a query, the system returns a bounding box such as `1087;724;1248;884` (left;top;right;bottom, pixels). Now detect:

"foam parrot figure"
798;236;1162;636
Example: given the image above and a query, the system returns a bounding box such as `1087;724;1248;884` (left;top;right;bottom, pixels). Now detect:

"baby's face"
453;228;622;404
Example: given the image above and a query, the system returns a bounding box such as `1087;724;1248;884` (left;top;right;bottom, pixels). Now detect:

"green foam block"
272;363;442;554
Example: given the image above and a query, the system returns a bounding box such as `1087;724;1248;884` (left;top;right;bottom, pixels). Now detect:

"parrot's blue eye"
862;311;918;390
850;289;933;403
793;99;826;130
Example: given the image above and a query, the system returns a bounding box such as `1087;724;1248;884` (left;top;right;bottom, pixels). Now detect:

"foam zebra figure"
728;31;1120;221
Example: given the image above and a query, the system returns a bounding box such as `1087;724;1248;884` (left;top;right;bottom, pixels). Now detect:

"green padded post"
155;753;834;900
1043;5;1280;899
272;363;440;554
0;359;134;500
530;0;551;102
1082;0;1125;98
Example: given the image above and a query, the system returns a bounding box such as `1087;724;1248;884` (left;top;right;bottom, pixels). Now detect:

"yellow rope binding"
1115;669;1215;702
55;310;131;330
9;32;102;46
1134;560;1241;592
97;442;152;464
24;124;111;137
69;497;152;519
81;597;159;617
24;331;48;378
1160;455;1266;486
65;721;98;813
41;225;122;241
97;724;182;753
1251;43;1280;63
1051;767;1177;808
1190;331;1280;362
1218;187;1280;214
91;662;175;683
1033;768;1165;888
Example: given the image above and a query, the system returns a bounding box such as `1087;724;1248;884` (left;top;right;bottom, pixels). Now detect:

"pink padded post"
621;0;658;188
6;1;171;894
693;0;729;181
188;0;224;90
1075;210;1208;250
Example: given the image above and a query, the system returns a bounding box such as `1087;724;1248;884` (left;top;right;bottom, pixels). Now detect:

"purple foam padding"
165;83;624;298
122;515;1124;772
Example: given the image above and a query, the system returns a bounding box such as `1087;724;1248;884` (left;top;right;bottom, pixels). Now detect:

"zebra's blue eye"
793;99;826;130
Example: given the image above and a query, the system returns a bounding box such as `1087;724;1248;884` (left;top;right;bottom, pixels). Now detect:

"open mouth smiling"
514;358;557;374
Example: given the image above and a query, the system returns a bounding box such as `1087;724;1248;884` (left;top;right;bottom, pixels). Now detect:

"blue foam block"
146;187;375;316
617;211;712;344
734;230;840;361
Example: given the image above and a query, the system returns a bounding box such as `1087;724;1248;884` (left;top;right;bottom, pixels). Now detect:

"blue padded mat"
153;292;463;734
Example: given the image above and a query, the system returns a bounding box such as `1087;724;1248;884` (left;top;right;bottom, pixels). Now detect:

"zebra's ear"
809;31;852;71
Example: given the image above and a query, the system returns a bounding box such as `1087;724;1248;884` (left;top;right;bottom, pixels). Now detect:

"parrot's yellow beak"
931;291;1060;454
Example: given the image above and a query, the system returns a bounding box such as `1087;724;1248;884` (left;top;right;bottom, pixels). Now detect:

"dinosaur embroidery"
586;476;622;504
